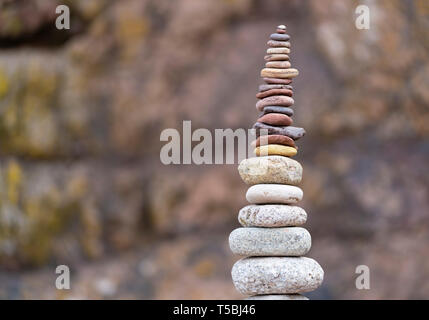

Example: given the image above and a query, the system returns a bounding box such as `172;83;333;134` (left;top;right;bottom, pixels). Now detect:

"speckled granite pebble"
229;227;311;256
231;257;324;295
246;294;309;300
238;155;302;185
246;184;303;204
238;204;307;227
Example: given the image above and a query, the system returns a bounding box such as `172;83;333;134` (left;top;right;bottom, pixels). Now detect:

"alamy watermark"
355;265;370;290
160;121;269;165
55;265;71;290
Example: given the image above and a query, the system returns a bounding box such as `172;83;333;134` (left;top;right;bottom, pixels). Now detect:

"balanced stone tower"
230;25;324;300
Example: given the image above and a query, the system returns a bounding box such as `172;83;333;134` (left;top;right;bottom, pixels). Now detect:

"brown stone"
266;61;291;69
253;135;297;148
256;89;293;99
257;113;293;126
263;78;293;85
259;84;293;92
264;54;289;61
256;96;294;111
276;29;286;34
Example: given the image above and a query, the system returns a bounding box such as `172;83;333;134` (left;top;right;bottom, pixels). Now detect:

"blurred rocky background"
0;0;428;299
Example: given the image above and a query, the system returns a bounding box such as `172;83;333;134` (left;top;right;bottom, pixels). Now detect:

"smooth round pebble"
261;68;299;79
267;40;290;47
256;88;293;99
255;95;294;111
267;47;290;54
257;113;293;126
259;84;293;92
260;106;294;116
246;294;308;300
238;204;307;227
263;77;292;84
264;54;290;61
266;61;291;69
254;144;297;157
238;155;302;185
246;184;303;204
231;257;324;295
253;134;296;148
229;227;311;256
270;33;290;41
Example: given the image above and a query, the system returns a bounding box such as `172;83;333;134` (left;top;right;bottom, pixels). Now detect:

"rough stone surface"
254;144;297;157
231;257;324;295
229;227;311;256
256;96;294;111
246;184;303;204
253;134;296;148
238;156;302;185
260;106;294;116
246;294;308;300
253;123;306;140
260;68;299;79
238;204;307;227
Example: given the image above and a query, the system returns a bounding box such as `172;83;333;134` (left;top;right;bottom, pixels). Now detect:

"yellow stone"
254;144;297;157
260;68;299;79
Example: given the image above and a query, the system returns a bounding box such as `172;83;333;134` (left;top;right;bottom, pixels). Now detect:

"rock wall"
0;0;428;299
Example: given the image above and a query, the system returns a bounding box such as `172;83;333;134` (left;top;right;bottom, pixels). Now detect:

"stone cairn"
230;25;324;300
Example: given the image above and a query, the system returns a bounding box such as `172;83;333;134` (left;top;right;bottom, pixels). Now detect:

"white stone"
229;227;311;256
246;184;303;204
232;257;324;295
238;204;307;227
238;156;302;186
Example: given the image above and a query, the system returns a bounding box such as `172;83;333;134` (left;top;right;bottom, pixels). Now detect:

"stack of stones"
229;25;324;300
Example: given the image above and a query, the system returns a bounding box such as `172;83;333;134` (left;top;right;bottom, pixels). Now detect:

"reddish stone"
257;113;293;126
256;88;293;99
254;135;297;148
263;78;293;85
